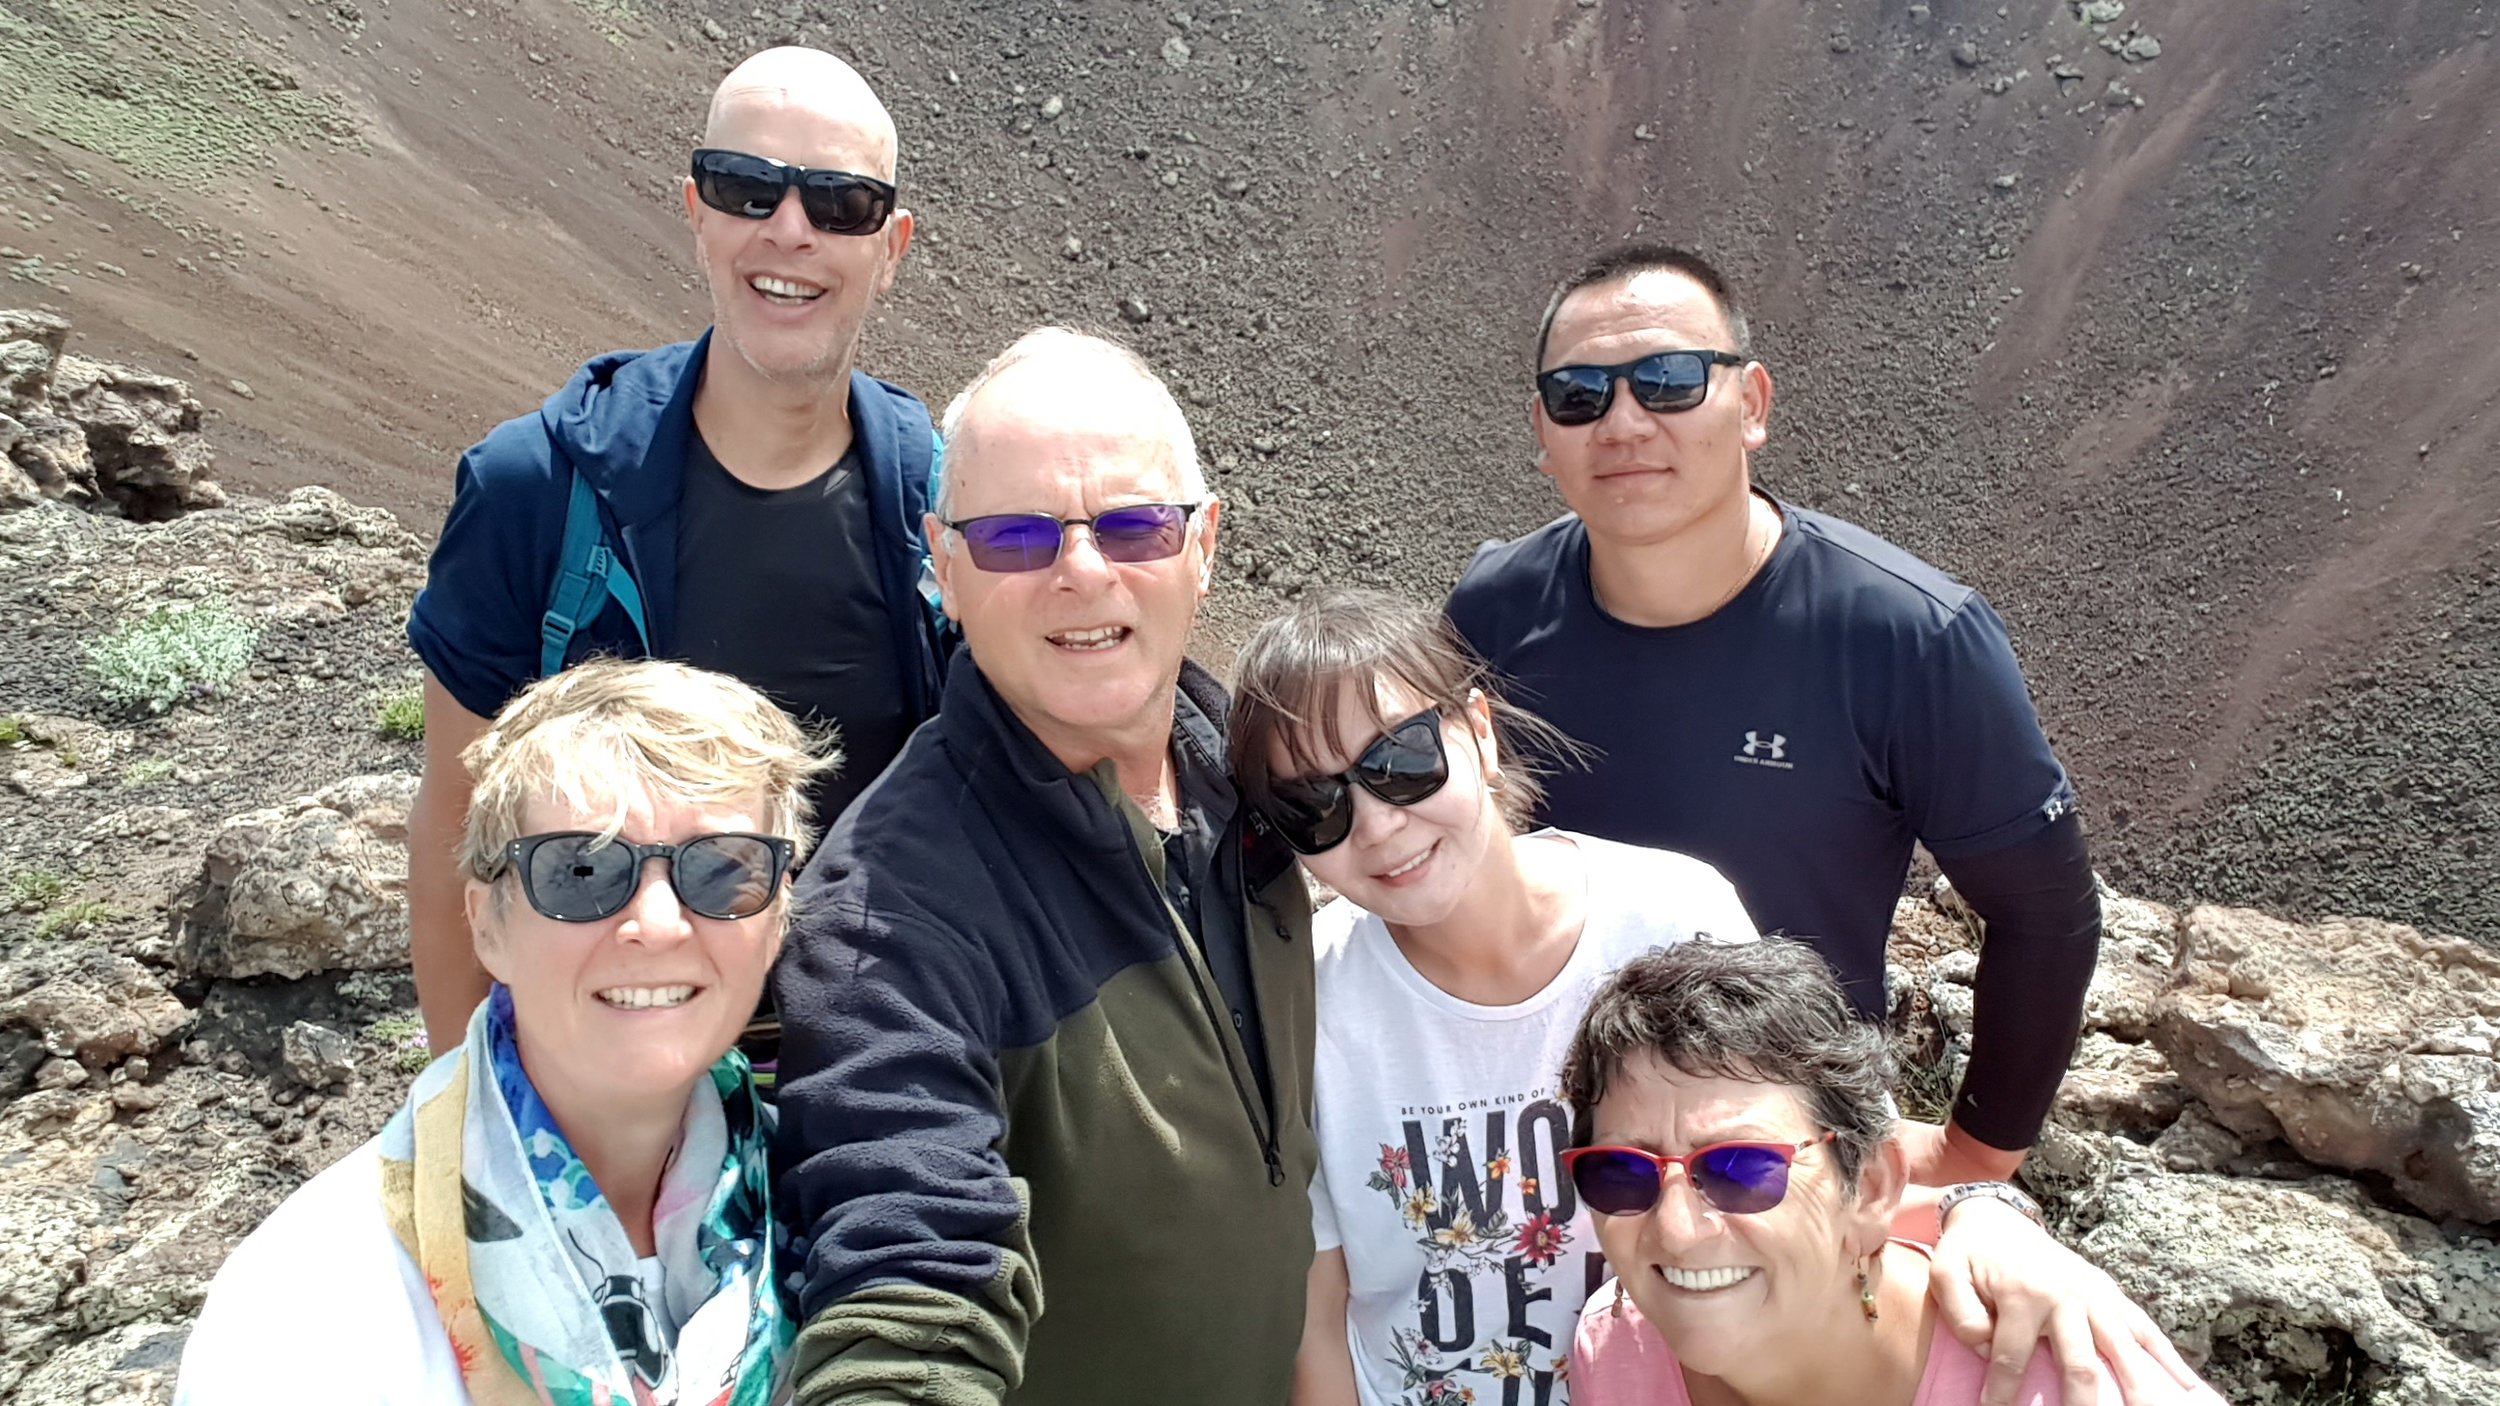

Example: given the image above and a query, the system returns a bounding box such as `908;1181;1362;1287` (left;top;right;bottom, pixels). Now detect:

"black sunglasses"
941;502;1200;574
497;832;795;923
689;148;897;236
1537;349;1747;427
1255;710;1451;855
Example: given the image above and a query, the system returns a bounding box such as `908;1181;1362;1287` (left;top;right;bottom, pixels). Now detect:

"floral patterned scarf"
378;988;789;1406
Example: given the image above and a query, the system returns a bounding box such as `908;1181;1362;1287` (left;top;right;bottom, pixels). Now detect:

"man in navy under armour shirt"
1446;245;2098;1185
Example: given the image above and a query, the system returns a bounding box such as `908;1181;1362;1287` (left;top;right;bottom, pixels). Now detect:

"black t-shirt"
676;432;915;834
1445;497;2076;1015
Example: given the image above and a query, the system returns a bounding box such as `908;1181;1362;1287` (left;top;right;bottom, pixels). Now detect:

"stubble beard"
699;241;868;389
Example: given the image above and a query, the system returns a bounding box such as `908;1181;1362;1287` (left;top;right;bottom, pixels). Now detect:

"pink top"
1569;1279;2090;1406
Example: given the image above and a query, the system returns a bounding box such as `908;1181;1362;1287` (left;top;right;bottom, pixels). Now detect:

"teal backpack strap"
917;427;949;623
540;469;649;677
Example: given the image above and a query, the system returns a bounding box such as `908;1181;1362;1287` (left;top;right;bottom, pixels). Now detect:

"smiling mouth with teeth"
596;985;699;1010
1378;844;1435;880
1656;1263;1758;1293
747;274;824;305
1049;626;1130;652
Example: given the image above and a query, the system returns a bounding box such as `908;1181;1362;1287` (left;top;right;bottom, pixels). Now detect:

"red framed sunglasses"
1561;1133;1836;1217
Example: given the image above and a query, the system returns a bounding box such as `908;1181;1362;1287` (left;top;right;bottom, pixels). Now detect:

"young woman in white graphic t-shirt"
1226;589;2211;1406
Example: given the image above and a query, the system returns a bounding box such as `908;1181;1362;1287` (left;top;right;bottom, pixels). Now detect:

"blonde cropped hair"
455;658;836;886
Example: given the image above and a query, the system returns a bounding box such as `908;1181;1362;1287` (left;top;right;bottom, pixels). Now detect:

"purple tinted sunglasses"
1561;1134;1836;1217
941;502;1199;573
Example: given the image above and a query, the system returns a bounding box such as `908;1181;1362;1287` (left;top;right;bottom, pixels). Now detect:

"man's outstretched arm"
776;906;1039;1406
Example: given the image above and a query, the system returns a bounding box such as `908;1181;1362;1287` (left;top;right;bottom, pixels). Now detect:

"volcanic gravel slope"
2;0;2494;938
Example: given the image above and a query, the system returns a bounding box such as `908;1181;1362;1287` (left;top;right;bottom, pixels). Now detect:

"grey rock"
700;16;727;41
36;1056;89;1090
2057;1031;2187;1135
2074;1160;2500;1406
0;313;71;403
1118;295;1153;324
0;954;193;1066
1953;40;1981;68
0;1188;95;1385
2122;33;2162;61
9;1322;187;1404
280;1020;355;1086
1161;34;1191;67
2152;1103;2250;1173
0;317;225;518
2151;905;2500;1224
176;773;418;980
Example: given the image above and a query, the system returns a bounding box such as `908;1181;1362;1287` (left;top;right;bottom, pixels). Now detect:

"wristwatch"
1938;1180;2044;1228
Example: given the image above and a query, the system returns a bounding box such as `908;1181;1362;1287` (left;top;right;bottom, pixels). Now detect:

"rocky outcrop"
0;308;224;519
0;482;426;623
2043;1128;2500;1406
2151;906;2500;1225
176;774;419;980
1899;880;2500;1404
0;951;192;1068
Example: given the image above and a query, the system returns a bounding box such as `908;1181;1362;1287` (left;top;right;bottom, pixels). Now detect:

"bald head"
937;329;1208;517
704;47;898;181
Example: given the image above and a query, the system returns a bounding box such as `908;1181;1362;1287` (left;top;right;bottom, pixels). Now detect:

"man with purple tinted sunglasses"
771;329;1320;1406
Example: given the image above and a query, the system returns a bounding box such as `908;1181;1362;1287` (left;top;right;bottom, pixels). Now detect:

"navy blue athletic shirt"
1446;496;2076;1016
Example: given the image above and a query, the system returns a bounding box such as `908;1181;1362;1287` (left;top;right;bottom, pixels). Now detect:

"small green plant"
4;869;70;910
369;1012;436;1074
121;758;176;787
54;744;81;770
372;685;425;741
0;715;24;746
86;597;260;715
33;900;120;939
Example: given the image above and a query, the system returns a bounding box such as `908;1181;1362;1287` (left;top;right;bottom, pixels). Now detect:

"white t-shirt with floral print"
1309;830;1757;1406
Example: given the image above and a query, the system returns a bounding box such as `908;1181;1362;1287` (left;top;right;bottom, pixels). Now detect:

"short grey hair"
1560;937;1897;1188
933;326;1208;520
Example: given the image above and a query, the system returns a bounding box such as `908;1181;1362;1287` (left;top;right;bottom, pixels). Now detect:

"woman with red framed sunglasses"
1230;591;2215;1406
1561;939;2223;1406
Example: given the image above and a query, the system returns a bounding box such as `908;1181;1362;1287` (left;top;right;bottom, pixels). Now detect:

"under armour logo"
1734;730;1796;770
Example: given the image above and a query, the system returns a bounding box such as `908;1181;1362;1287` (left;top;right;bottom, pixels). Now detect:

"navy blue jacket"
408;332;947;722
772;656;1319;1406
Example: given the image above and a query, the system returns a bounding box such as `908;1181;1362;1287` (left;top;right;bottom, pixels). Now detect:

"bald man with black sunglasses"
405;47;949;1057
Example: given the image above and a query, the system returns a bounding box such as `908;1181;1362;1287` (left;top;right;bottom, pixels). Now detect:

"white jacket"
177;1139;468;1405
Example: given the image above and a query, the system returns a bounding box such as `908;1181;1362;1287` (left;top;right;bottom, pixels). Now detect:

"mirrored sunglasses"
689;148;897;236
1537;349;1747;426
499;831;794;923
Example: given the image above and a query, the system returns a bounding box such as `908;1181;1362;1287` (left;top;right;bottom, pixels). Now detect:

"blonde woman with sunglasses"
181;660;823;1405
